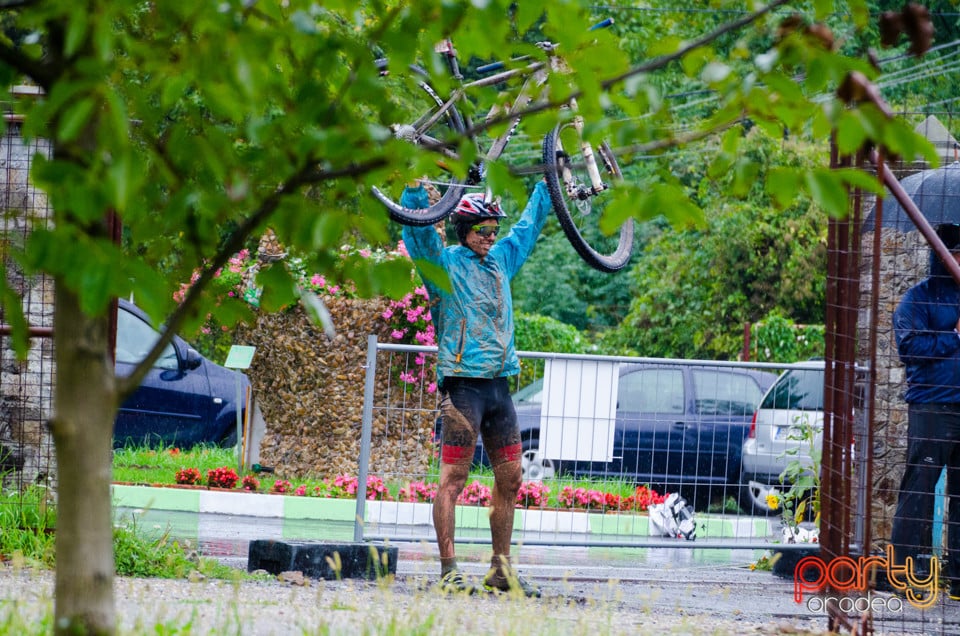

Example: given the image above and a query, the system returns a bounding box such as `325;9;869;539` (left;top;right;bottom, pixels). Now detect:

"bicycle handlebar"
475;60;507;74
589;18;614;31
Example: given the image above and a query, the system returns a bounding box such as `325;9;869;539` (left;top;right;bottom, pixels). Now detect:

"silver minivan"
740;360;824;515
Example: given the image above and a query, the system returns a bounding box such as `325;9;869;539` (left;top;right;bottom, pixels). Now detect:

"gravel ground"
5;557;960;635
0;564;834;636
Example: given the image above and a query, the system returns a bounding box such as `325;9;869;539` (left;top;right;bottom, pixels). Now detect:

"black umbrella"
863;162;960;233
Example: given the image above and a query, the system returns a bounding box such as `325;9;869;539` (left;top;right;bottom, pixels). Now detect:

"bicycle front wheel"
371;67;468;226
542;124;634;273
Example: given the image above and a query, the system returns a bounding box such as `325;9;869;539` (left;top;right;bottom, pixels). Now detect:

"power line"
589;4;960;18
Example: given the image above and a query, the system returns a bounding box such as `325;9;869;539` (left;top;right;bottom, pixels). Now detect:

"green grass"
112;444;675;510
0;481;243;580
112;444;238;485
0;485;56;567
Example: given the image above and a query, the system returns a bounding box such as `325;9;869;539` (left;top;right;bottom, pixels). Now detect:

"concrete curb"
112;484;774;540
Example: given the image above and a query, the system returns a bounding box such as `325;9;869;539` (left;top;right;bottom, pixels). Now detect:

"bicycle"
370;19;634;273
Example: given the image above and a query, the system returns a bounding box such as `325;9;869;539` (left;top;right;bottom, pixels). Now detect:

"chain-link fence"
820;109;960;634
0;116;56;535
355;338;831;552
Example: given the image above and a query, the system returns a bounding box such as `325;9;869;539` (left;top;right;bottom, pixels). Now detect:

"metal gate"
354;336;818;553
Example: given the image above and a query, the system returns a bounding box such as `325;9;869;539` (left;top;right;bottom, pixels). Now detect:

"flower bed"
153;467;666;514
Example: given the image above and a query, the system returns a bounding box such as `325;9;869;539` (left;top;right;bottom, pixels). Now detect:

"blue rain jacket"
893;249;960;403
400;181;551;385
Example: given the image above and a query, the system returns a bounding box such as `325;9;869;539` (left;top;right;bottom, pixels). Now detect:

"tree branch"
464;0;792;139
116;154;388;397
601;0;793;89
0;40;54;89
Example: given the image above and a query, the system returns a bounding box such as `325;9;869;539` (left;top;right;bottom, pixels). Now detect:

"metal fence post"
354;334;378;542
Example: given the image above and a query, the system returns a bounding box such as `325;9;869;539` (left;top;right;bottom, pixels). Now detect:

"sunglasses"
471;224;500;238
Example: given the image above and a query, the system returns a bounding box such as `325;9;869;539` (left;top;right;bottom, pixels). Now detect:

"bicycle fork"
558;98;608;208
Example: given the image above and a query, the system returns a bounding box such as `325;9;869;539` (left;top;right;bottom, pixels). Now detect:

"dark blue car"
440;363;776;497
113;299;251;448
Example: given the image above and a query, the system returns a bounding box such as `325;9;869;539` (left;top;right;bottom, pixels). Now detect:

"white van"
740;360;824;515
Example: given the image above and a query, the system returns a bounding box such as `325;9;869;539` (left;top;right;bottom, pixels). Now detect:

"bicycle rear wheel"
371;67;468;226
542;124;634;273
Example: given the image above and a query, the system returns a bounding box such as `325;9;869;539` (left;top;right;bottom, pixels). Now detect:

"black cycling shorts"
438;376;521;467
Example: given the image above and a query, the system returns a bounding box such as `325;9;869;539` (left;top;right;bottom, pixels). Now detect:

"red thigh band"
441;445;474;465
487;443;522;466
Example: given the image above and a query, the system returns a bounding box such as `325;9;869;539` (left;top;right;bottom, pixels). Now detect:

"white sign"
539;359;619;462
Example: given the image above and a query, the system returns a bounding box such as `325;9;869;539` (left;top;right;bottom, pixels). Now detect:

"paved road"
115;508;960;635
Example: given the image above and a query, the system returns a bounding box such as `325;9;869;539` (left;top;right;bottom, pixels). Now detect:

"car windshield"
691;369;764;416
116;307;179;371
759;368;824;411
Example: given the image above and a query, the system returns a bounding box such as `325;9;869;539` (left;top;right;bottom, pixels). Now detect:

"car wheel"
740;473;780;516
219;428;238;449
520;440;557;481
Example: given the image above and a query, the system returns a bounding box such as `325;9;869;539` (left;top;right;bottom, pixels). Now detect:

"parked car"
439;363;777;501
739;360;824;515
113;298;252;449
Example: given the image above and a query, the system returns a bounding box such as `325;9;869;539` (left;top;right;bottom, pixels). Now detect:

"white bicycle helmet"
453;193;506;220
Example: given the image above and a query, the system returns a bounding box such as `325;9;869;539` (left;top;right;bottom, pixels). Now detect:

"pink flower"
391;329;406;339
295;485;307;496
310;274;326;288
397;241;409;256
427;382;437;394
382;309;394;319
328;285;340;295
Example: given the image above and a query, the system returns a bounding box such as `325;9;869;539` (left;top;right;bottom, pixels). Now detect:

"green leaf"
372;259;421;299
834;111;866;156
812;0;833;21
256;264;298;312
300;291;336;338
707;154;733;181
485;161;527;213
58;97;96;143
648;36;683;57
805;169;848;218
514;1;542;33
766;168;802;208
105;153;140;213
65;11;88;58
732;160;760;198
411;258;451;294
720;127;740;156
0;268;30;360
848;0;870;27
833;168;883;196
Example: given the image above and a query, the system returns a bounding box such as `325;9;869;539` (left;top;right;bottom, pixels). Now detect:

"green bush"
750;312;825;363
514;312;586;388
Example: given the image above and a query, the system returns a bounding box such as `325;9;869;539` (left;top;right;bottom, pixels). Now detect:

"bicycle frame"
372;18;633;273
425;45;608;197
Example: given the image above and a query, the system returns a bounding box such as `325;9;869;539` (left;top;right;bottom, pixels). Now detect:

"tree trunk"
50;286;117;635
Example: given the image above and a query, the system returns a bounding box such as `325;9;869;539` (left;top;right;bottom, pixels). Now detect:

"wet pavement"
119;507;960;634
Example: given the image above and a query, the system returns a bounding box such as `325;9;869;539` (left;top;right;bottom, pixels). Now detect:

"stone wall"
234;296;438;479
858;227;928;545
0;121;55;491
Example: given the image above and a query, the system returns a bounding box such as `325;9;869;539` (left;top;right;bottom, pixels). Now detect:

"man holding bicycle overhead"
400;179;551;597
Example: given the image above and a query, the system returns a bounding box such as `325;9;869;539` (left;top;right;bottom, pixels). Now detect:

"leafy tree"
0;1;937;633
602;129;830;360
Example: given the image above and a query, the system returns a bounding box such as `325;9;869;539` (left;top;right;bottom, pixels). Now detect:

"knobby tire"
542;125;634;273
